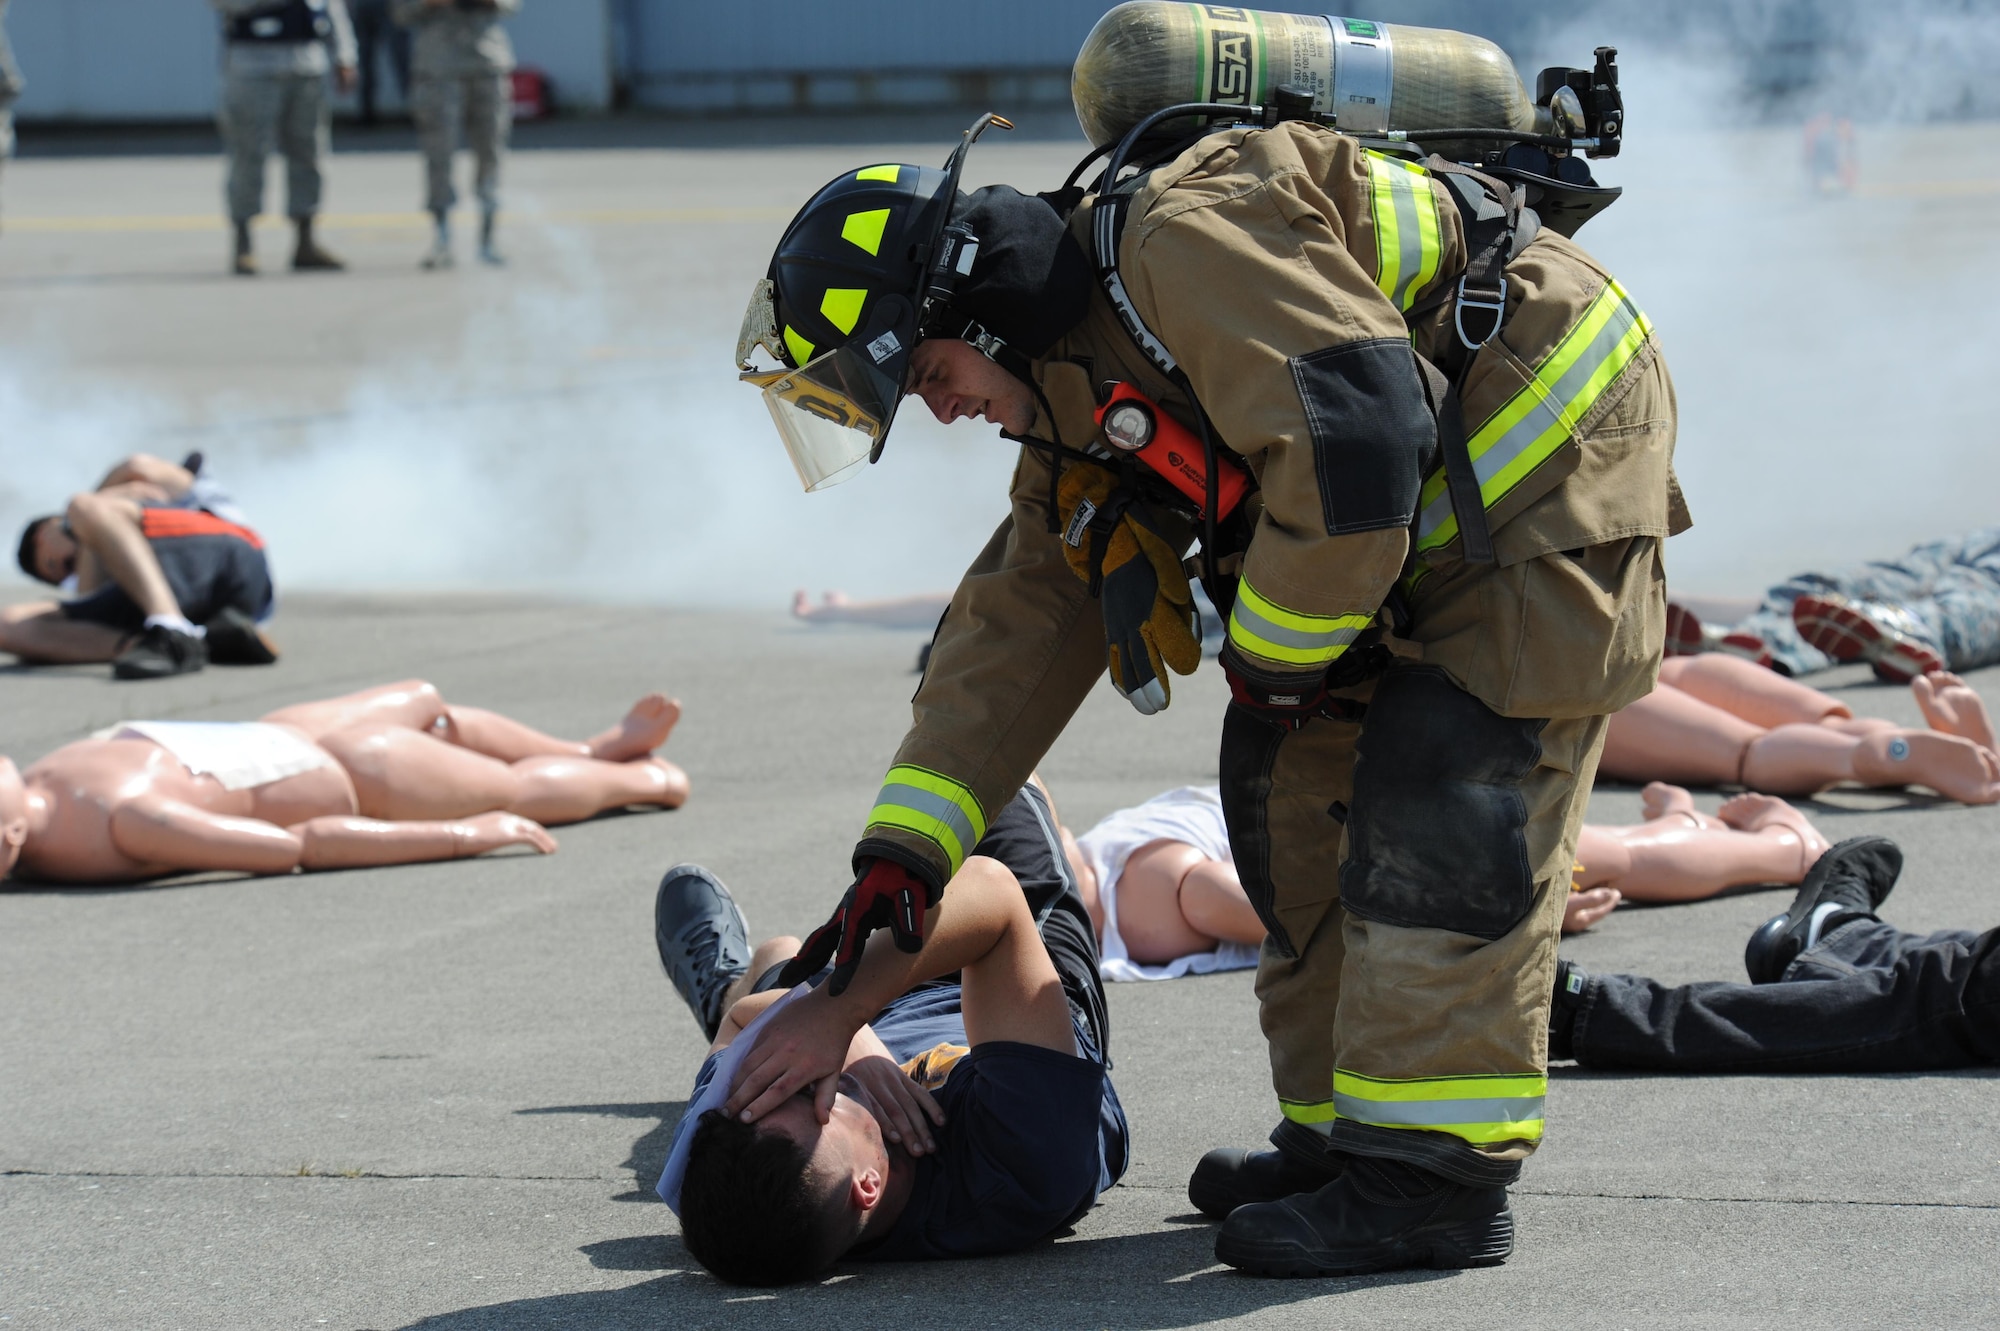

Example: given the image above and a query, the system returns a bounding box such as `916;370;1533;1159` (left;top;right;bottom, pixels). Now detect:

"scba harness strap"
1087;147;1536;570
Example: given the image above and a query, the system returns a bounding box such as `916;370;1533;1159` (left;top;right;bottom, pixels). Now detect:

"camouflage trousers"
412;72;509;215
1730;526;2000;676
219;70;329;223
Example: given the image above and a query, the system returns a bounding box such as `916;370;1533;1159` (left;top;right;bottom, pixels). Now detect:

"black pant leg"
1572;923;2000;1072
966;785;1110;1062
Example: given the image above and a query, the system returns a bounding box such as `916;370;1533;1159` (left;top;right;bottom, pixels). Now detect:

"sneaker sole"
1216;1209;1514;1278
1717;633;1774;668
1793;596;1944;682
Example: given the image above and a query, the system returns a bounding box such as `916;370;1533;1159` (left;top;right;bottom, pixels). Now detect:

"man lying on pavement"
9;451;277;679
652;782;1128;1285
1551;835;2000;1072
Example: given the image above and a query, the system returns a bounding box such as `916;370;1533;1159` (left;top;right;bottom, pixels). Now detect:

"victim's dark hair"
677;1109;842;1287
16;516;59;584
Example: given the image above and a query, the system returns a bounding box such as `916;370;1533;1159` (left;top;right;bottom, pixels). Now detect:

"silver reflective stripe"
878;781;979;856
1332;1093;1548;1127
1454;292;1643;500
1232;597;1364;655
1414;487;1453;540
1383;167;1428;309
1415;285;1650;547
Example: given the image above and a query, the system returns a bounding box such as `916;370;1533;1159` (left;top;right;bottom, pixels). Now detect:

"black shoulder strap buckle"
1424;157;1527;353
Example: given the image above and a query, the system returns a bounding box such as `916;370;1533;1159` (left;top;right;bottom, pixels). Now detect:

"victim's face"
31;523;78;586
907;338;1036;435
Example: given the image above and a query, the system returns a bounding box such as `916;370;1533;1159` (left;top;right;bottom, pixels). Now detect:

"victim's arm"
724;856;1074;1123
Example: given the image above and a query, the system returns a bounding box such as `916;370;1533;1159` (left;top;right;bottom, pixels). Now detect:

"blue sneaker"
654;864;752;1040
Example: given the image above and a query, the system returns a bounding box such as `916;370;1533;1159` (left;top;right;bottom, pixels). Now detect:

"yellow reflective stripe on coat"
866;765;988;874
1227;580;1371;668
1279;1098;1339;1127
1415;278;1653;553
1366;151;1444;313
1332;1069;1547;1146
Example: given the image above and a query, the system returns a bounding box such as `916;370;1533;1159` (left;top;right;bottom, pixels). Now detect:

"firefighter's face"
908;338;1035;435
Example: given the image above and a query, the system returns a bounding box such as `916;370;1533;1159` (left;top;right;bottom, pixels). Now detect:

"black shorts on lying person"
1552;836;2000;1072
658;784;1129;1279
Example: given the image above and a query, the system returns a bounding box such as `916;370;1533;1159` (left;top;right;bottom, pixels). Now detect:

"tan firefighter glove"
1055;462;1201;715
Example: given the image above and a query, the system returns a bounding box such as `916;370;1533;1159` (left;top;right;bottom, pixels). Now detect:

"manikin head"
16;516;76;587
908;337;1037;436
0;757;29;880
678;1077;894;1285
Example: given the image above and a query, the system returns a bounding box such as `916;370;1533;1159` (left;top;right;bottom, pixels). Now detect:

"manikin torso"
19;731;358;882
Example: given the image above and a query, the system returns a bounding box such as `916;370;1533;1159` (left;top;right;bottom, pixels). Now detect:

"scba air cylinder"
1071;2;1540;148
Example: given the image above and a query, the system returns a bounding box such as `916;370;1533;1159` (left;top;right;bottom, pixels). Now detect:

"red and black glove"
777;858;941;996
1223;659;1332;731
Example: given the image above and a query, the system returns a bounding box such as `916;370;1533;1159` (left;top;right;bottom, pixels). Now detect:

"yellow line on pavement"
3;206;793;233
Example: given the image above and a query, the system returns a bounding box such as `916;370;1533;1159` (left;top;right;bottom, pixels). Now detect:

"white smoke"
5;6;1999;611
0;204;1021;607
1510;4;2000;595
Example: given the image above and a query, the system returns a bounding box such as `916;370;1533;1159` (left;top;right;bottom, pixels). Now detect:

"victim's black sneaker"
111;624;208;680
201;607;280;666
1744;835;1903;985
1215;1155;1512;1278
1189;1119;1346;1221
655;864;752;1041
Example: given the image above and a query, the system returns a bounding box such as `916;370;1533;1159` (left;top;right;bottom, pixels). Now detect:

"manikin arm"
294;812;555;870
108;798;554;878
110;797;303;876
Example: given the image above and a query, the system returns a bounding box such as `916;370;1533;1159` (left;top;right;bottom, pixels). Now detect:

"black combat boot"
1188;1119;1345;1221
1215;1154;1513;1278
291;216;346;271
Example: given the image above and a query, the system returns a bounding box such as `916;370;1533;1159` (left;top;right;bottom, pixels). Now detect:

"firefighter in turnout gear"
730;109;1686;1277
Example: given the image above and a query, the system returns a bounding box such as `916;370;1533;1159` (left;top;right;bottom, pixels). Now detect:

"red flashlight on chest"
1093;382;1250;520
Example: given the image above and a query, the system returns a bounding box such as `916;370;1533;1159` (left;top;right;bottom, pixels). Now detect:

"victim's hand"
843;1025;944;1156
724;990;862;1125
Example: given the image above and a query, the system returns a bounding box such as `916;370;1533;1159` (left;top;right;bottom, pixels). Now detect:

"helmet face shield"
749;344;905;492
741;114;1012;491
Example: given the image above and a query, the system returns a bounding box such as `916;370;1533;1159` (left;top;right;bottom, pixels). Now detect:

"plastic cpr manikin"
0;681;687;885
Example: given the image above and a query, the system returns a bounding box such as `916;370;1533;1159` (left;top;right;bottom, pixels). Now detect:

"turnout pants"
220;70;329;223
1226;533;1666;1186
412;72;510;215
1568;919;2000;1072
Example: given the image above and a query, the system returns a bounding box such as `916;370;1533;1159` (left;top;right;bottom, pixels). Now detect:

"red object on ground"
511;68;554;120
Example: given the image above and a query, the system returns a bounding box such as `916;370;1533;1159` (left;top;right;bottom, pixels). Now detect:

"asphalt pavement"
2;120;1998;1330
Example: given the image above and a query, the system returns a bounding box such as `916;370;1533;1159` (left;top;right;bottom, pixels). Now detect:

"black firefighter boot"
1188;1119;1346;1221
291;215;346;271
1215;1153;1513;1278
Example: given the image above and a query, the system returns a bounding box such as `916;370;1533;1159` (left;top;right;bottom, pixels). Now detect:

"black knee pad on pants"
1341;666;1547;940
